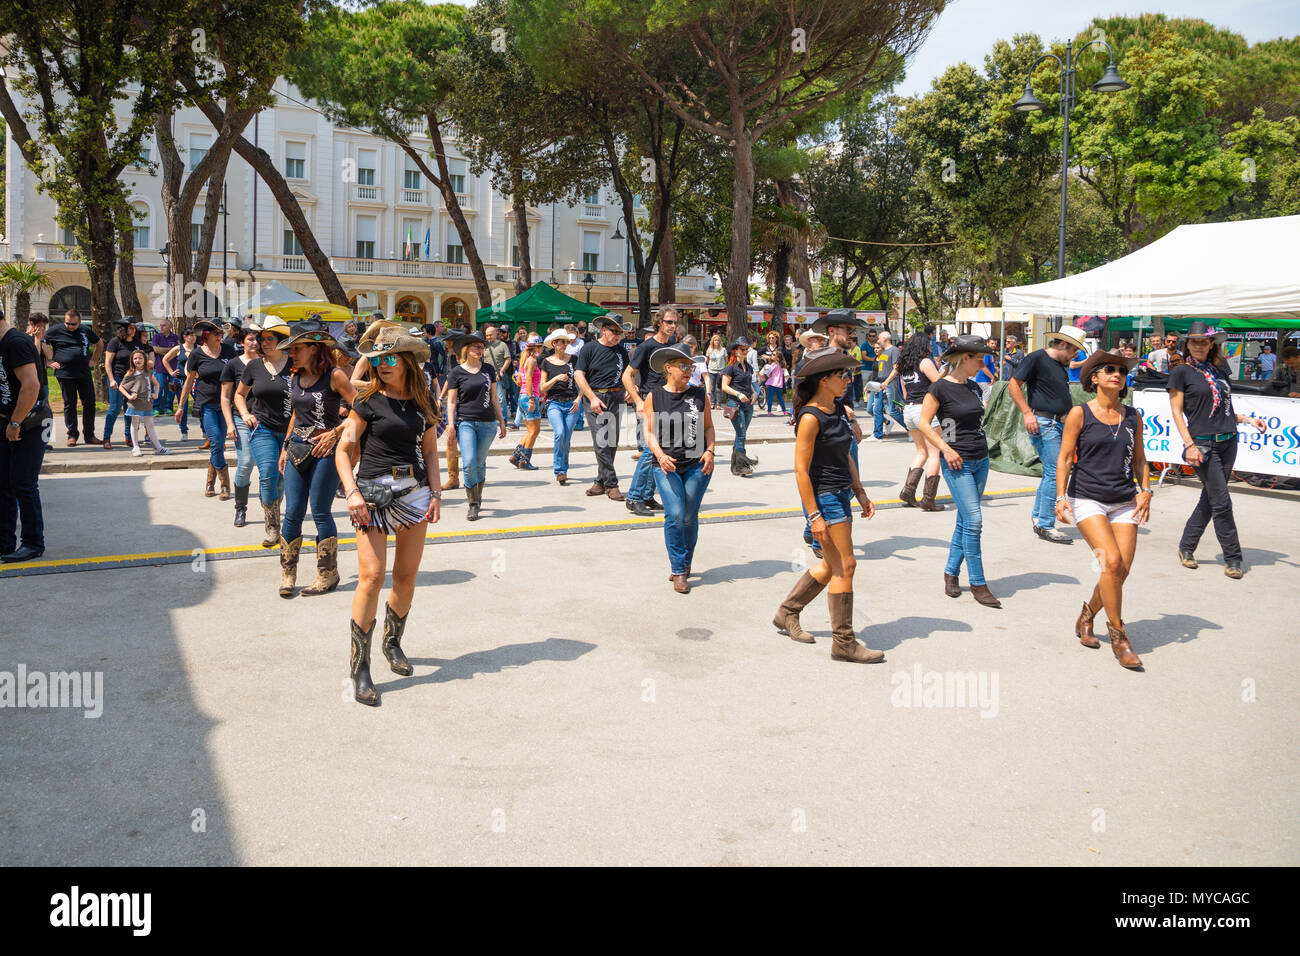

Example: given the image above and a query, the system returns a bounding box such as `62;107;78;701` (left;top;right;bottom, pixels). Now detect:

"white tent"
232;280;308;315
1002;215;1300;319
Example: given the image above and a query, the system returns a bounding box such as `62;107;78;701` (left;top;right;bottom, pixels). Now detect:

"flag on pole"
405;225;414;260
423;228;430;260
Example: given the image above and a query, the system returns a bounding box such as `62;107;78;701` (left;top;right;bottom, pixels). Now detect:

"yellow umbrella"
250;301;354;322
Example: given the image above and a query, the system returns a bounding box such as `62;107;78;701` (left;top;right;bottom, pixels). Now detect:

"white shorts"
902;403;939;432
1069;496;1138;524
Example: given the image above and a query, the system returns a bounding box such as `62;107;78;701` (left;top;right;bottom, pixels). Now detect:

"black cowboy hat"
811;308;868;335
191;319;221;334
283;318;339;349
1184;321;1228;345
940;334;996;363
732;336;752;348
649;343;695;373
593;313;624;332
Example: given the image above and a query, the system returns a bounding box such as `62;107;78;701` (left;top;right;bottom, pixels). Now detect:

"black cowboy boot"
233;484;249;527
350;619;379;706
382;603;413;676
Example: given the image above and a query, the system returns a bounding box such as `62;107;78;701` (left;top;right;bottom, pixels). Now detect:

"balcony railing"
579;204;606;220
399;188;428;205
264;253;309;273
32;242;80;262
352;183;382;202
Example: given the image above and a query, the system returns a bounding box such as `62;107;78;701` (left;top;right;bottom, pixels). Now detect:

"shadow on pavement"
400;638;597;687
863;614;975;651
333;567;476;595
1239;547;1300;570
486;504;588;519
988;571;1079;597
858;535;950;562
1120;613;1224;654
695;559;801;586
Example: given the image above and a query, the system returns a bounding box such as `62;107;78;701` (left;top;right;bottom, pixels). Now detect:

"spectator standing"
0;306;50;562
999;334;1026;381
869;331;901;439
1256;343;1276;380
118;349;170;456
151;318;179;413
1271;347;1300;397
102;317;152;449
482;324;513;426
705;333;728;407
45;309;101;447
161;328;196;441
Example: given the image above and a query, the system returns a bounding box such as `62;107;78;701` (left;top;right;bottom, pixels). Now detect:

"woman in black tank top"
773;348;884;664
894;332;946;511
1055;350;1151;669
540;330;581;484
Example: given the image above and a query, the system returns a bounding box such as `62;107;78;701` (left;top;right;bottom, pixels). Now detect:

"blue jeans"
458;419;498;489
152;369;173;414
0;423;46;552
629;413;656;501
495;379;510;422
871;386;905;437
653;460;712;574
1026;416;1063;529
176;394;190;437
233;418;254;489
727;400;753;454
103;389;129;444
199;402;227;469
940;456;991;586
545;399;578;475
281;453;339;541
248;427;285;506
765;384;787;413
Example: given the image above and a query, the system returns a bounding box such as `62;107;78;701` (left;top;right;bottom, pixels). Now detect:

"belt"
1193;432;1236;442
1032;409;1067;422
592;386;622;393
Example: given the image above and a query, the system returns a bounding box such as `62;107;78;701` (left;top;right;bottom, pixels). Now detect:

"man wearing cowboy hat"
1008;324;1089;544
574;314;635;499
621;310;678;516
807;308;865;452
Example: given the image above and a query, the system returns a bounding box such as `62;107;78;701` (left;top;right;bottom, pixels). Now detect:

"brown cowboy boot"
828;592;884;663
918;475;946;511
899;467;923;507
204;464;217;497
301;536;339;595
262;501;281;549
443;449;460;491
1108;621;1143;669
773;571;826;644
1076;601;1101;648
217;465;232;501
279;536;302;598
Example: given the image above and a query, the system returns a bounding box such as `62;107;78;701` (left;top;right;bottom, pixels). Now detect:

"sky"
897;0;1300;96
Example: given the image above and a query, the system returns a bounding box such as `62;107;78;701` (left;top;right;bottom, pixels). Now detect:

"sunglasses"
369;355;399;368
1098;364;1125;375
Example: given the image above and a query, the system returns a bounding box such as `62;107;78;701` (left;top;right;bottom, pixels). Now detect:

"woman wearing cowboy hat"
445;331;507;521
773;347;884;662
640;343;716;593
917;335;1002;608
512;333;546;471
892;330;946;512
540;328;580;484
221;326;261;526
1055;349;1151;669
721;337;757;476
234;317;294;547
175;319;237;499
436;330;473;491
276;320;357;598
1168;322;1266;579
336;323;443;706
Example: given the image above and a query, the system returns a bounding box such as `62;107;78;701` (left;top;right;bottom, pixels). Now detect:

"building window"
285;141;306;180
132;139;152;169
584;189;601;206
401;219;422;260
131;202;150;250
60;226;77;247
581;231;600;272
190;207;205;252
357;149;377;187
355;216;376;259
448;157;466;194
283;228;303;256
403;155;422;190
188;132;212;172
445;222;464;264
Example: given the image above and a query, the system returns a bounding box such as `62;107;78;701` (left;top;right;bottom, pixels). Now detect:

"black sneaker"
647;498;664;512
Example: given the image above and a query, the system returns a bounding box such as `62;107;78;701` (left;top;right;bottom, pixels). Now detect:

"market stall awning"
232;280;309;315
251;301;353;322
1002;215;1300;319
474;281;608;325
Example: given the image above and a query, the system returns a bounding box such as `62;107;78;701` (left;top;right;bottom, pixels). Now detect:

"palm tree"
0;261;54;330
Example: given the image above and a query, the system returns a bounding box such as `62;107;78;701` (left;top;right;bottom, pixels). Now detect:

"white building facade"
1;82;717;325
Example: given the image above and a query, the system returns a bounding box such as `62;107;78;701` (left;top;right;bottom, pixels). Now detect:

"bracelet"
346;488;362;500
807;510;823;523
429;488;442;500
1055;495;1068;502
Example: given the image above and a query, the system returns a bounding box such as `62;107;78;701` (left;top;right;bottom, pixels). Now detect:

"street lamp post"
219;182;229;316
1014;38;1129;280
611;216;631;306
582;273;596;303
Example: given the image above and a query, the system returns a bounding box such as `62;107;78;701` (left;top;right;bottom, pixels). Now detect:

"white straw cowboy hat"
1048;324;1088;352
799;328;828;349
544;329;575;346
357;319;431;363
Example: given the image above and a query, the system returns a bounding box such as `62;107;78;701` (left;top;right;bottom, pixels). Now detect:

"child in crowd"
119;349;171;457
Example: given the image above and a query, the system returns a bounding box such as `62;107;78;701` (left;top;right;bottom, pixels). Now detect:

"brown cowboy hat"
798;347;860;379
1078;350;1138;392
357;319;431;364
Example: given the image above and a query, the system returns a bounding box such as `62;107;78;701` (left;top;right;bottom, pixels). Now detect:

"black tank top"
291;370;342;431
543;356;578;402
798;405;854;495
1068;403;1138;503
901;364;930;404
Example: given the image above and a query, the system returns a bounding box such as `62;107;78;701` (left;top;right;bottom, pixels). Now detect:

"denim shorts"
520;396;542;421
804;487;854;527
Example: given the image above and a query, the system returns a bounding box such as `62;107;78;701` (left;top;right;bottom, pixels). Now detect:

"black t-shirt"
928;378;988;460
723;362;753;400
1168;362;1236;437
291;370;342;431
240;357;293;433
426;339;447;377
575;340;626;391
221;354;250;389
107;334;150;381
650;384;708;469
541;356;578;402
1013;348;1072;416
1068;404;1139;503
0;328;43;420
798;405;854;495
900;362;932;405
356;393;433;483
186;343;237;407
45;324;99;379
630;337;674;395
446;363;497;422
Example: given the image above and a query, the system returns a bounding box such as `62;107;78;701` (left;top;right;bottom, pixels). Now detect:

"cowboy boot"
520;447;538;470
444;450;460;490
261;501;281;549
381;603;413;676
829;591;884;663
509;443;525;468
944;573;961;598
1075;601;1101;648
204;464;217;497
350;619;379;706
466;483;482;521
773;571;826;644
233;484;249;527
1108;621;1143;669
918;475;946;511
970;583;1002;608
899;467;923;507
217;465;232;501
301;536;339;595
279;536;302;598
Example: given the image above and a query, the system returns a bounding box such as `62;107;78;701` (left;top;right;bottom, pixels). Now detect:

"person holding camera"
0;307;51;562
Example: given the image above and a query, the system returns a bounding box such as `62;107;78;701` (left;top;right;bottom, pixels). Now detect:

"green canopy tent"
474;281;607;332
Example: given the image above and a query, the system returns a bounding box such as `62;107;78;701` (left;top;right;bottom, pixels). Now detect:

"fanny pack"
285;433;315;467
14;399;53;433
357;468;417;509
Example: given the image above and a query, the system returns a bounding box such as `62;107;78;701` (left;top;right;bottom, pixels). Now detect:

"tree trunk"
510;166;532;295
15;293;31;330
724;131;756;342
193;171;227;290
428;117;492;311
655;192;676;305
772;243;789;328
86;204;120;401
118;225;141;319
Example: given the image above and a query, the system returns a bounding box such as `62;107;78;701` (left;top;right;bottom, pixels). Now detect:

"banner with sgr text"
1133;388;1300;478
